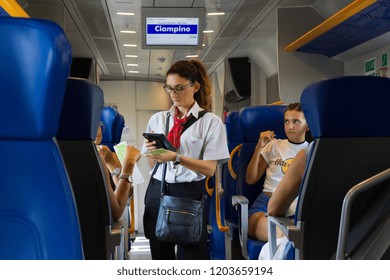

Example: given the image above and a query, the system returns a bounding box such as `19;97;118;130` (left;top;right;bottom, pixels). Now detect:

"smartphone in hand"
142;133;175;151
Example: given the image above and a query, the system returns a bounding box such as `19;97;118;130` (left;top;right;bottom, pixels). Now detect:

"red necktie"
167;108;188;149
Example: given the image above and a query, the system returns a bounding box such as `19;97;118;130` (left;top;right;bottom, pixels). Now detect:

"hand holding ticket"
114;142;145;185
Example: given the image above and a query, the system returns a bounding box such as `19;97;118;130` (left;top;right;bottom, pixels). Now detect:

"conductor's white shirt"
142;102;229;183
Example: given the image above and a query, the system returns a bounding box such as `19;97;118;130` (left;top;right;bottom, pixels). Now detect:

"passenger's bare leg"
248;212;268;241
248;212;285;241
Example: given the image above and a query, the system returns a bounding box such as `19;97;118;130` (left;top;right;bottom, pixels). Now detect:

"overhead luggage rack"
283;0;390;57
0;0;29;17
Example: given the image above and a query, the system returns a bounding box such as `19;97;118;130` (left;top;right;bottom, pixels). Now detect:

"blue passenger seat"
268;76;390;259
100;106;125;151
232;105;287;259
57;78;125;259
220;111;243;259
0;17;84;259
224;112;241;238
209;111;244;259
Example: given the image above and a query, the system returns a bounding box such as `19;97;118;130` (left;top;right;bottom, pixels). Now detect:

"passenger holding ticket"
95;125;141;221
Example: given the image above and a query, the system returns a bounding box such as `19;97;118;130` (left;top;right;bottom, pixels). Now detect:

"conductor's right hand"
143;137;157;153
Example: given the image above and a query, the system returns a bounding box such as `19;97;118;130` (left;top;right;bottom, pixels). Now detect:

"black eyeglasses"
163;82;194;94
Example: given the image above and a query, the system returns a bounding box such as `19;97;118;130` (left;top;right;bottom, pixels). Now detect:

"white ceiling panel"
17;0;350;81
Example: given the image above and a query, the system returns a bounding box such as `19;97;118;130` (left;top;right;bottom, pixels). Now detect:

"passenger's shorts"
248;192;270;218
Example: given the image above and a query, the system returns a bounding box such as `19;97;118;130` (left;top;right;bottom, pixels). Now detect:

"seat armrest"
336;168;390;260
111;222;123;247
232;195;249;259
106;222;124;259
267;215;300;259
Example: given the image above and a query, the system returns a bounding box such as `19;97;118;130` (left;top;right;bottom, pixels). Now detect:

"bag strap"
158;112;171;195
181;110;208;135
149;111;172;179
165;111;171;135
150;112;171;178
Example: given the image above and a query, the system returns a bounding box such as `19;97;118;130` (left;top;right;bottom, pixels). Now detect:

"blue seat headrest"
101;106;125;145
57;78;104;140
239;105;287;143
301;76;390;138
226;111;242;143
0;17;71;140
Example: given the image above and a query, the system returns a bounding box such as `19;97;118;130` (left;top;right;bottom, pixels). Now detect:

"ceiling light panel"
154;0;193;7
107;0;146;79
197;0;237;55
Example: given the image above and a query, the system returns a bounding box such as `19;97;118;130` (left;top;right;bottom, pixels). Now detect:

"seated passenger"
246;103;309;241
95;125;141;221
258;145;312;260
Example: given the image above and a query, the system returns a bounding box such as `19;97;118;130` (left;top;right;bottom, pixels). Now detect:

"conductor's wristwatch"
173;154;181;165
